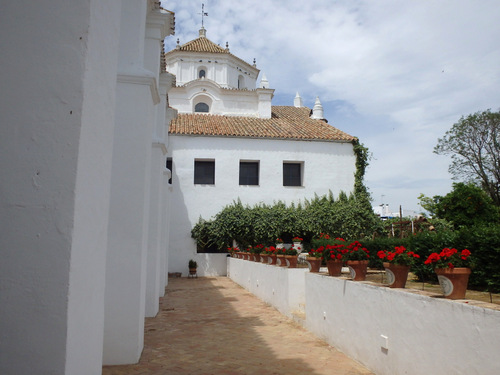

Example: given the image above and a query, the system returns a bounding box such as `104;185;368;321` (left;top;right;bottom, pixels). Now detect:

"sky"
161;0;500;214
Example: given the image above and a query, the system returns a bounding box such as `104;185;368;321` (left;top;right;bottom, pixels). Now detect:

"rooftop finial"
294;92;303;107
311;96;325;120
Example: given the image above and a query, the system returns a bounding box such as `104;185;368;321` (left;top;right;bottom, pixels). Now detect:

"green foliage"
417;193;439;217
191;192;382;253
406;230;460;282
434;109;500;206
455;224;500;292
433;183;500;228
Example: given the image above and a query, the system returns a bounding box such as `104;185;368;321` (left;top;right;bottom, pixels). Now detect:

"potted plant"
285;245;299;268
344;241;369;281
276;246;287;266
424;247;472;299
264;246;278;265
323;238;348;277
276;238;285;249
377;246;420;288
250;244;264;262
292;236;303;247
188;259;197;278
307;247;323;272
227;246;240;258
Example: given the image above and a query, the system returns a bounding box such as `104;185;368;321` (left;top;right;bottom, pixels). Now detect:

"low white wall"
192;253;230;277
305;273;500;375
228;258;307;318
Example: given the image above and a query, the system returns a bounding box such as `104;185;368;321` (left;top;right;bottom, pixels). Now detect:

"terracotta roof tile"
165;36;256;71
169;106;355;142
177;37;228;54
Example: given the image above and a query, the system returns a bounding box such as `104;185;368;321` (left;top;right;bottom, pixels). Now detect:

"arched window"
238;75;244;89
195;102;209;113
198;69;206;78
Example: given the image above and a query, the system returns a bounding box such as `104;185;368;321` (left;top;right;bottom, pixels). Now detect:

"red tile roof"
165;35;256;71
169;106;355;142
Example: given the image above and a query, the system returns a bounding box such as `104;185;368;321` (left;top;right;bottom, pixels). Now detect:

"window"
195;102;209;112
238;75;244;89
239;161;259;185
283;162;302;186
194;160;215;184
166;157;172;184
198;69;206;78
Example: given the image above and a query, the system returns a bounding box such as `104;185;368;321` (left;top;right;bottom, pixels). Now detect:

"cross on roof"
199;3;208;28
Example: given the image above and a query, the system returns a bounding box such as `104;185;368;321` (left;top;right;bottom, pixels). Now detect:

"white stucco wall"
228;258;308;318
228;262;500;374
103;0;174;365
305;273;500;375
167;135;355;274
165;51;259;89
0;1;120;374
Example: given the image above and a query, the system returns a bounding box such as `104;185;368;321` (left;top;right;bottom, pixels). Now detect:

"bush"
455;224;500;292
191;191;382;252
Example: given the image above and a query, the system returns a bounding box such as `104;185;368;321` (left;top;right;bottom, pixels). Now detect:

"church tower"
164;28;275;118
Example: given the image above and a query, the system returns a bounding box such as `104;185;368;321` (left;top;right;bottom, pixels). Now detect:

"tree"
434;109;500;206
433;182;499;227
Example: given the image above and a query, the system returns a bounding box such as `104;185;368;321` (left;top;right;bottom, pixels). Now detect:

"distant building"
373;204;420;220
165;28;358;273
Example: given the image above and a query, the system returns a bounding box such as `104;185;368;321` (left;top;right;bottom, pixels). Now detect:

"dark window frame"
194;160;215;185
166;157;173;184
283;162;303;187
239;161;259;185
194;102;209;113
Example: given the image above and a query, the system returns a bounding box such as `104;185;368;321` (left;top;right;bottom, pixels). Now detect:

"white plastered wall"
305;273;500;375
103;0;174;364
167;135;355;275
0;1;121;374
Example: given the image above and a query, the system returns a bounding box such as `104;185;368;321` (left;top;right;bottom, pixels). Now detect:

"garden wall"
228;258;308;318
228;258;500;375
192;253;230;277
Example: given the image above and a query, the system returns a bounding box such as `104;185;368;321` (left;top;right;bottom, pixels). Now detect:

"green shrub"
455;224;500;292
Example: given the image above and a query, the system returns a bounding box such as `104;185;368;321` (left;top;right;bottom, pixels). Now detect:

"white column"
103;0;153;365
144;10;174;318
0;1;120;374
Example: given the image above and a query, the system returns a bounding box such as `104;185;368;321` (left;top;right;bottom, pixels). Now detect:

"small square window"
239;161;259;185
194;160;215;184
283;162;302;187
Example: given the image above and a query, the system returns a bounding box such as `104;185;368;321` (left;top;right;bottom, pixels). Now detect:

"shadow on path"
103;277;372;375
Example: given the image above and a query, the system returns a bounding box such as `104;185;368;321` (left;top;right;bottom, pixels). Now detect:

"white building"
1;1;175;373
165;28;358;275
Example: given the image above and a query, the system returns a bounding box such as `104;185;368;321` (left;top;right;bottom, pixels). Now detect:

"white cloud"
162;0;500;211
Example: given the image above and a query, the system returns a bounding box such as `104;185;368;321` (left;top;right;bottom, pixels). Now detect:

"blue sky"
162;0;500;214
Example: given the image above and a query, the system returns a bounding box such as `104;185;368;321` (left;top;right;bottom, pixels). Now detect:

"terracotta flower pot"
346;260;368;281
260;254;269;264
268;254;277;265
285;255;298;268
254;254;261;262
277;254;287;267
435;267;471;299
306;257;322;272
326;259;343;276
383;263;410;288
